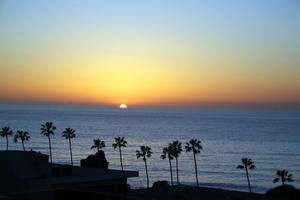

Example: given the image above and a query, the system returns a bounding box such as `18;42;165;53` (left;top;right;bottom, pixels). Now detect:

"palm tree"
237;158;256;193
185;139;202;187
0;126;13;150
91;139;106;152
161;145;174;186
136;146;153;188
273;170;294;185
112;137;127;170
62;128;76;165
14;130;30;151
170;140;182;185
41;122;56;164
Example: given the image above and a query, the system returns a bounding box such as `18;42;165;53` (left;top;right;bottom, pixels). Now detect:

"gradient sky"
0;0;300;108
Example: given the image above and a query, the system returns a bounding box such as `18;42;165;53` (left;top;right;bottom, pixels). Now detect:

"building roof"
0;150;138;191
49;165;138;185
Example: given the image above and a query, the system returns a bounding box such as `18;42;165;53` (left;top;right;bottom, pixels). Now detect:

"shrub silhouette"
152;180;169;188
267;185;300;200
80;150;108;169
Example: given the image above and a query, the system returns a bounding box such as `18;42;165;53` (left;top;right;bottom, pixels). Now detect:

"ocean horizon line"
1;101;300;112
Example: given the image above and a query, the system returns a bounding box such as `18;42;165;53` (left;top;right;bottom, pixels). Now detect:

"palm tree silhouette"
185;139;202;187
0;126;13;151
14;130;30;151
41;122;56;164
62;128;76;165
170;140;182;185
161;145;174;186
91;139;106;152
273;170;294;185
237;158;256;193
136;145;153;188
112;137;127;170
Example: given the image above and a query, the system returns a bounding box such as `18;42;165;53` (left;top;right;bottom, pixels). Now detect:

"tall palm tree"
170;140;182;185
91;139;106;152
185;139;202;186
161;145;174;186
112;137;127;170
41;122;56;164
0;126;13;151
62;128;76;165
273;170;294;185
237;158;256;193
136;146;153;188
14;130;30;151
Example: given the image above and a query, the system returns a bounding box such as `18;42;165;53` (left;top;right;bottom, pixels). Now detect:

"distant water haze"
0;104;299;193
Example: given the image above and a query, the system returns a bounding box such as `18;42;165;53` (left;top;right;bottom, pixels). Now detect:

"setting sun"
120;104;128;109
0;1;299;109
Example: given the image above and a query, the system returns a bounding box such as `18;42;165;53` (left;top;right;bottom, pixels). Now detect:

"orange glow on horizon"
0;1;299;108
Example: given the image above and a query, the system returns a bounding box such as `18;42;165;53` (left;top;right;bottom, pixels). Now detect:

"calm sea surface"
0;104;299;193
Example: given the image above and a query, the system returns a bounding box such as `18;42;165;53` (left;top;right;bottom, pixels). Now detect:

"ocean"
0;104;299;193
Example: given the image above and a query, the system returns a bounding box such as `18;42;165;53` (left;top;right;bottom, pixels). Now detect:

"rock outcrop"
80;150;109;169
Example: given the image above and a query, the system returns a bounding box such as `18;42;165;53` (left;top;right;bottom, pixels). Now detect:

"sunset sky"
0;0;299;108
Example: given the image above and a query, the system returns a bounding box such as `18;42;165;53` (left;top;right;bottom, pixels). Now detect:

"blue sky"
0;0;299;107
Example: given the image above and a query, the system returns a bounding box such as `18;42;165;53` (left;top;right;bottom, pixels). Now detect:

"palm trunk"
144;158;149;188
119;147;123;170
168;158;174;186
22;141;25;151
69;138;73;165
97;146;100;152
193;152;199;186
6;135;8;151
281;175;284;185
245;167;251;192
48;136;53;164
175;157;179;185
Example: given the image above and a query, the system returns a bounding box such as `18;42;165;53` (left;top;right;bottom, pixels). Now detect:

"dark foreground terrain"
129;185;283;200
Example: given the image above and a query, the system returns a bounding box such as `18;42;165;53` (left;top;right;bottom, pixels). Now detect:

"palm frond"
13;135;18;143
137;146;152;160
170;140;182;158
249;165;256;170
1;126;13;137
185;139;202;154
136;150;142;159
273;178;279;183
62;128;76;139
274;170;294;184
41;122;56;136
112;137;127;148
286;177;294;182
237;165;244;169
14;130;30;143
